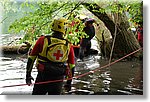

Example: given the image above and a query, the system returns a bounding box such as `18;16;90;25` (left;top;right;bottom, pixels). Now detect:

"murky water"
0;34;143;95
0;53;143;95
0;54;34;95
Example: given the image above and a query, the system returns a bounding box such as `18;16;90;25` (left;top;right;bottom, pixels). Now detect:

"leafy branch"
8;1;85;45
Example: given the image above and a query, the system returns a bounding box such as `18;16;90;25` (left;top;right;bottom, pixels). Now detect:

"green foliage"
127;2;143;25
65;15;87;45
7;0;143;45
108;1;143;25
89;1;142;24
8;1;86;45
0;0;18;13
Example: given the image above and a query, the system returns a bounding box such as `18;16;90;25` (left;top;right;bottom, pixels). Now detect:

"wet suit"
26;35;75;95
79;22;95;60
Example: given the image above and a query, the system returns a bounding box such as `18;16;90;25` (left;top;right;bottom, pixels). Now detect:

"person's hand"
26;74;34;86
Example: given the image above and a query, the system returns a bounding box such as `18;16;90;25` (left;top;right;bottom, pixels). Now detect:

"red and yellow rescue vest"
37;36;70;63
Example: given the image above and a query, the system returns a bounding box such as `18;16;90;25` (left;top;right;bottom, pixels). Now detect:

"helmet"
85;18;95;24
51;18;68;34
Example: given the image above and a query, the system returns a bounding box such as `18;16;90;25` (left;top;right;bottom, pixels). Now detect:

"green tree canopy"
1;0;143;46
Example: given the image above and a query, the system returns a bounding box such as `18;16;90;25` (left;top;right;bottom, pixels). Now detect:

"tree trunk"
0;45;31;54
82;3;141;58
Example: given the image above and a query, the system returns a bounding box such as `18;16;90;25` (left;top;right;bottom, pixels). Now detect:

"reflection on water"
0;34;143;95
0;53;143;95
0;34;23;46
0;55;33;94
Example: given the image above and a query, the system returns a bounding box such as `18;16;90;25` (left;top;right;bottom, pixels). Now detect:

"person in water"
78;18;96;61
25;18;75;95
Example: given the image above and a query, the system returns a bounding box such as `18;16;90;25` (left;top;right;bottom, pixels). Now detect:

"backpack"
38;36;70;63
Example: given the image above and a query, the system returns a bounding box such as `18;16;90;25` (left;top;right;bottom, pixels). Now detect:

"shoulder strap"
45;35;69;46
45;36;69;56
45;35;52;45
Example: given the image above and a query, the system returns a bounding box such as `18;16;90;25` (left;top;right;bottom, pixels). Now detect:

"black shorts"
32;71;64;95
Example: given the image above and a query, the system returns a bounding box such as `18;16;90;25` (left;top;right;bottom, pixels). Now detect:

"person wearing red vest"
137;21;143;47
25;18;75;95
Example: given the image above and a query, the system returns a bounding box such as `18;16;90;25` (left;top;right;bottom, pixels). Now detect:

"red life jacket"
137;27;143;46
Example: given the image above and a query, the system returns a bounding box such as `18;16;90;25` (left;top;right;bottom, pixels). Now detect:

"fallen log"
0;44;31;54
1;43;98;56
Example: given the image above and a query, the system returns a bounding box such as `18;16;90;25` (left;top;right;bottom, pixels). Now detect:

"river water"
0;34;143;95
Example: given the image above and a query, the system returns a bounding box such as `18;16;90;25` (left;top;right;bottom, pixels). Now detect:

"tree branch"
0;17;8;24
63;0;86;19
